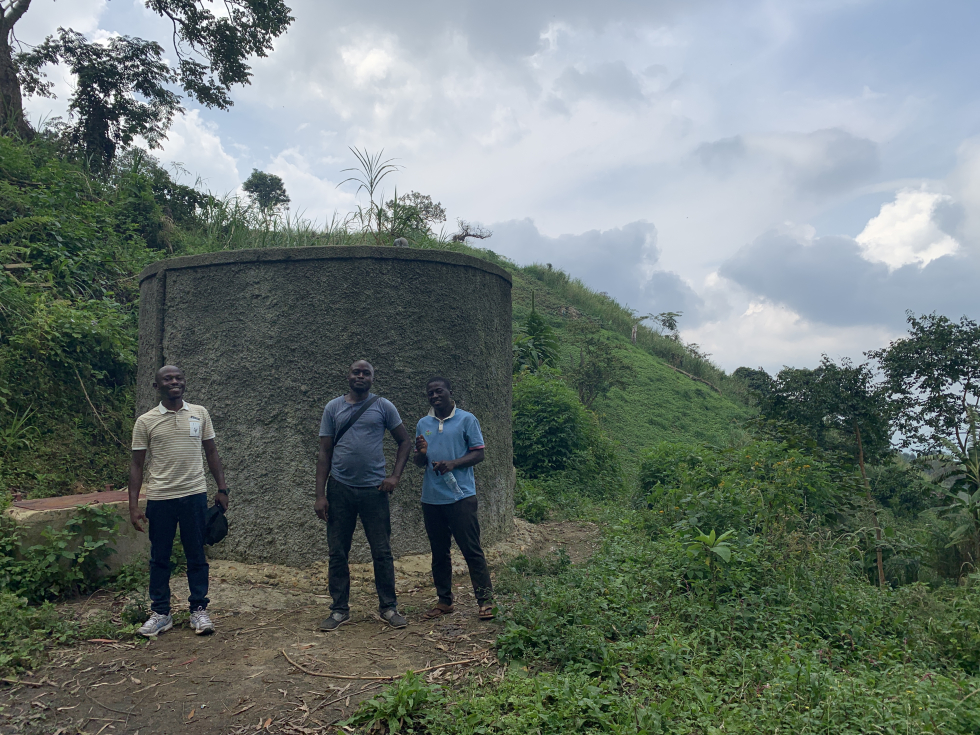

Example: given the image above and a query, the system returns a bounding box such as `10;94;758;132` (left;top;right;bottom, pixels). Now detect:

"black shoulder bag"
332;395;381;445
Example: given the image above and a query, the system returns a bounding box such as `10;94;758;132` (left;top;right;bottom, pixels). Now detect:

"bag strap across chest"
333;395;381;445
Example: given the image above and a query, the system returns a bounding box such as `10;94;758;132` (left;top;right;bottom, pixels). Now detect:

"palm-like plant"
338;148;401;245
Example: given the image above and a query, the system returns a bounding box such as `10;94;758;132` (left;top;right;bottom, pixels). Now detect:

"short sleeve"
319;403;335;437
464;414;485;450
415;419;424;437
383;399;402;431
131;416;149;450
200;407;216;441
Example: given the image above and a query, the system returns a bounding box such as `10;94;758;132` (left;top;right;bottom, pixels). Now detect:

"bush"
512;372;622;492
0;592;78;673
0;504;120;603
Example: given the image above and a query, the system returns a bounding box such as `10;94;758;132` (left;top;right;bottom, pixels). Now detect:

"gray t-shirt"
319;394;402;487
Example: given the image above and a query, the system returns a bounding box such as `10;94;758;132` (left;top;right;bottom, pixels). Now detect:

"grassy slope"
506;262;751;457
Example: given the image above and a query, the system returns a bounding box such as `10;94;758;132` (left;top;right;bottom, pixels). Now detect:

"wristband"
217;488;229;495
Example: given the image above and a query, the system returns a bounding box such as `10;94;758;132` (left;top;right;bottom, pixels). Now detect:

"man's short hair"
426;376;452;391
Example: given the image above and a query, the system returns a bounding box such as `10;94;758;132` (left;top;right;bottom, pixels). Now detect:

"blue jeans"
146;493;209;615
327;477;397;614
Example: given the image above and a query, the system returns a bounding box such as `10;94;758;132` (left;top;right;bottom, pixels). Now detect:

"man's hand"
380;475;400;493
130;507;148;533
216;492;229;511
431;460;456;476
315;496;329;521
415;435;428;454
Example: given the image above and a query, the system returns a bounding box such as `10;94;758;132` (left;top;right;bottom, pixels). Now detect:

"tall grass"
174;196;357;253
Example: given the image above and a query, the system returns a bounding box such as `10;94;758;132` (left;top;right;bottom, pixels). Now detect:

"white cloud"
686;299;897;373
855;188;959;269
152;112;240;196
265;148;356;225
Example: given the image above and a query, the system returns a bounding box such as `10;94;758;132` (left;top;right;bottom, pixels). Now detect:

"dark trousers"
146;493;209;616
422;496;493;606
327;477;397;614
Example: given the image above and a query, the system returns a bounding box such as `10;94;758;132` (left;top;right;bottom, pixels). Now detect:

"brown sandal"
422;603;454;620
478;604;496;621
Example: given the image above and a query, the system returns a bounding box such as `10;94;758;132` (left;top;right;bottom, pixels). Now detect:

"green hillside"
0;134;750;499
507;269;750;456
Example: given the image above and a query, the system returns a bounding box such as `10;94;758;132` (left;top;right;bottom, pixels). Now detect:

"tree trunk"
0;24;33;139
855;423;886;588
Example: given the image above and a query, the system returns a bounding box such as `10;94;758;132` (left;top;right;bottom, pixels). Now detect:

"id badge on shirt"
189;416;202;438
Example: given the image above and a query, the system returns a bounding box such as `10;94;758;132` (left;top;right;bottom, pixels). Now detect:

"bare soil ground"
0;520;598;735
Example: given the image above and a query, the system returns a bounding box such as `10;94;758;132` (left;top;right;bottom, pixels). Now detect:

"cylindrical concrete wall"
137;246;513;567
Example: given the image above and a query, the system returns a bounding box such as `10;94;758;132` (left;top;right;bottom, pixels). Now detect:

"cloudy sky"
18;0;980;373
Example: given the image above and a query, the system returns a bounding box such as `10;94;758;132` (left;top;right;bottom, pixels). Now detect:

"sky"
16;0;980;373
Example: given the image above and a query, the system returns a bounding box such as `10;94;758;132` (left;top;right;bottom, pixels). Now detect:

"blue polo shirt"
415;406;485;505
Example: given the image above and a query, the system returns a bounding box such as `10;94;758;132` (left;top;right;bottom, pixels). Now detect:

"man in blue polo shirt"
412;377;494;621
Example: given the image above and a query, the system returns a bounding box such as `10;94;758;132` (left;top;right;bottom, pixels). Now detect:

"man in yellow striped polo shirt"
128;365;229;637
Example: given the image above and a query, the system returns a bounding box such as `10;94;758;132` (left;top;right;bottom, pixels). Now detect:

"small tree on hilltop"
381;190;446;241
242;169;290;216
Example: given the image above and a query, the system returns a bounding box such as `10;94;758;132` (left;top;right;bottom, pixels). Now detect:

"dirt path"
0;520;598;735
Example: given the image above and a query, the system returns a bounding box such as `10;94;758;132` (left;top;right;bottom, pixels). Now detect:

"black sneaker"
319;611;350;631
380;609;408;629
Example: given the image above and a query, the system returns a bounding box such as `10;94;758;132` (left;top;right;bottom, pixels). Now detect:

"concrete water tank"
137;246;513;566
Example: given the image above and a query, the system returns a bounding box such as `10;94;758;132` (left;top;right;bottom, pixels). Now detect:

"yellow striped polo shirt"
132;401;216;500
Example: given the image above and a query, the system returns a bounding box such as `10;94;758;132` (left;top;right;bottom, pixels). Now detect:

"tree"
381;190;446;241
18;30;180;170
869;312;980;457
451;219;492;243
732;366;776;402
566;320;636;409
3;0;293;155
242;169;290;215
1;1;33;137
764;356;893;586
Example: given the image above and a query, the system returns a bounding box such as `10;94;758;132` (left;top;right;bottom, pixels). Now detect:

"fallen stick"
1;677;43;688
281;649;491;681
85;692;136;716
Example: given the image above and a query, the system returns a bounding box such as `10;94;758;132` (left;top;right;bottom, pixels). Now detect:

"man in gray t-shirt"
314;360;411;631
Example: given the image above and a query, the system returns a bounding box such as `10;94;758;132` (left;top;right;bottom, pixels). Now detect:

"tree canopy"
242;169;290;214
869;312;980;456
2;0;293;166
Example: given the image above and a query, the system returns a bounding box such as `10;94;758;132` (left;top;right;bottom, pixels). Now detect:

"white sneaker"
189;607;215;635
138;612;173;638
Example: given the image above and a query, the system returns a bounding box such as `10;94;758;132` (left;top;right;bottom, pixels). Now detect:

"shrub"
0;504;120;603
0;592;77;673
512;372;622;492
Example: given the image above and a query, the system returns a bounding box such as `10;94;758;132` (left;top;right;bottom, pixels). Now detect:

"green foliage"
485;505;980;734
343;671;446;734
0;504;120;603
10;0;294;148
761;356;893;466
871;311;980;456
381;190;446;241
519;263;741;399
511;372;620;489
513;476;549;523
0;592;78;673
18;30;182;170
513;295;560;374
868;457;938;517
242;169;290;215
565;319;636;407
